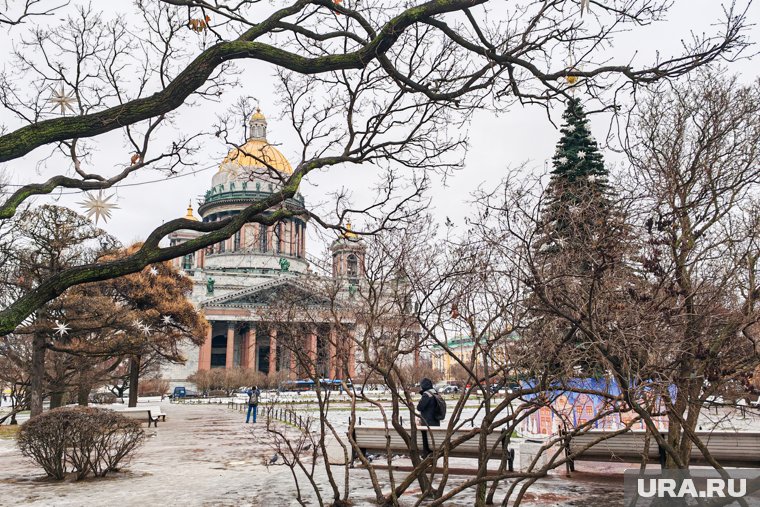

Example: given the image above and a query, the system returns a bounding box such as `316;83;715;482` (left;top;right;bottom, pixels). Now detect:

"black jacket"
417;389;440;427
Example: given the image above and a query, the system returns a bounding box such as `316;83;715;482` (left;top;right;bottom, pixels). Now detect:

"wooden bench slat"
566;431;760;468
351;426;515;469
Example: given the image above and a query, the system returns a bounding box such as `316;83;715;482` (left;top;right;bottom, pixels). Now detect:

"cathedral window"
234;230;241;251
347;254;359;277
259;223;268;252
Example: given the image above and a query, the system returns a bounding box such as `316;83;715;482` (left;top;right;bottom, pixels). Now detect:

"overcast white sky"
2;0;758;256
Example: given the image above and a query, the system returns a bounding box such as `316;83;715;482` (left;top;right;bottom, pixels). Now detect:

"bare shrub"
17;407;145;480
137;377;169;397
17;409;70;479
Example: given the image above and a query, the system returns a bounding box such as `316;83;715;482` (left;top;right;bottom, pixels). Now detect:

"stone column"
328;326;337;379
348;327;356;379
199;322;213;370
294;223;300;258
289;349;297;380
308;327;317;377
225;322;235;369
289;221;295;256
248;326;258;372
240;328;249;368
268;327;277;375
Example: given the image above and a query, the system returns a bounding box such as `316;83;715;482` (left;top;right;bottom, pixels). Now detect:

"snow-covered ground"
2;399;760;506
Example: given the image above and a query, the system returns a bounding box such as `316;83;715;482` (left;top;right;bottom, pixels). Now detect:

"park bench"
119;409;159;428
563;430;760;472
140;405;167;422
351;425;515;471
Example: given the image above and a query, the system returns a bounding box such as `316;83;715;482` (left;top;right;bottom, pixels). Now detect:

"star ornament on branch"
77;190;119;224
48;85;77;115
53;320;70;337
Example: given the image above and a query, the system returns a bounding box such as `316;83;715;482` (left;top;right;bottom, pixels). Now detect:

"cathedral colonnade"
197;320;356;380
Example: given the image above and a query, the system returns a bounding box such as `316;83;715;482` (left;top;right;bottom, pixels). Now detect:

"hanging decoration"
78;190;119;224
53;320;70;337
48;85;77;114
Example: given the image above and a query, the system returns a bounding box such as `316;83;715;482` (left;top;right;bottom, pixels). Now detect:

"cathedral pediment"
201;278;334;309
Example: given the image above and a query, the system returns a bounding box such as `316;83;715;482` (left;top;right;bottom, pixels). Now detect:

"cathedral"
164;109;368;384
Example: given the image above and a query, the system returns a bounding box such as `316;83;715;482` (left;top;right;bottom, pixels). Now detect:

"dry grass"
0;425;20;439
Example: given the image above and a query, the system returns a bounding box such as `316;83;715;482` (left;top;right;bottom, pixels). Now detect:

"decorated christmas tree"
533;98;619;377
550;97;608;186
539;98;611;253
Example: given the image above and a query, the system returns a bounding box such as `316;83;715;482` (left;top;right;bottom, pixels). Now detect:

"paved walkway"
0;402;288;507
12;401;737;506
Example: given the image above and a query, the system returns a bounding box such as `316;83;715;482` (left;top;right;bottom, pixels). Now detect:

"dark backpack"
432;392;446;421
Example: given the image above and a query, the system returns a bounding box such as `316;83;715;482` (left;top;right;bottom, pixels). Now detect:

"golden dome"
221;139;293;175
342;221;358;239
185;201;199;221
251;107;265;121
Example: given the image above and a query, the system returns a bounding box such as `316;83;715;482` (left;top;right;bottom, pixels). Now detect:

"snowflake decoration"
48;85;77;115
133;319;144;329
77;190;119;224
556;237;567;248
53;320;70;337
148;267;159;277
140;324;152;336
588;174;598;183
558;156;568;165
577;150;586;159
566;124;576;132
161;315;174;326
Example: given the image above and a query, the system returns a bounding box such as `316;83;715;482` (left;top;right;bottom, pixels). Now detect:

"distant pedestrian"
246;386;260;423
416;378;446;457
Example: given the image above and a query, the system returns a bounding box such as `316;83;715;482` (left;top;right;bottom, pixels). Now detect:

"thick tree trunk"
29;333;46;418
128;355;140;407
77;380;90;406
49;389;64;409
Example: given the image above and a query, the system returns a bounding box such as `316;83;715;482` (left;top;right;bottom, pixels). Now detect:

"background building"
164;109;366;385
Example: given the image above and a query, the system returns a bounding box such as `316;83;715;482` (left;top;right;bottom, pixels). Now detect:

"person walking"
246;386;260;423
416;378;445;457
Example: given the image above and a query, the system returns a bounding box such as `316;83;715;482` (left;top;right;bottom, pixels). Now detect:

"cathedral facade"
164;110;366;384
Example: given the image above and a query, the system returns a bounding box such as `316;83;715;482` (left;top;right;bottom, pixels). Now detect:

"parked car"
170;386;200;399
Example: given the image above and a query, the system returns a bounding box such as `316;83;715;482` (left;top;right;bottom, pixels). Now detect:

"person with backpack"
246;386;260;423
416;378;446;457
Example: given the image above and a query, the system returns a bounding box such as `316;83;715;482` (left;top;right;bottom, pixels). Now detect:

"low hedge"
17;406;145;480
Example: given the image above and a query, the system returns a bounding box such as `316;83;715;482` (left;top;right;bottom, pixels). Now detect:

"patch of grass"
0;425;20;439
